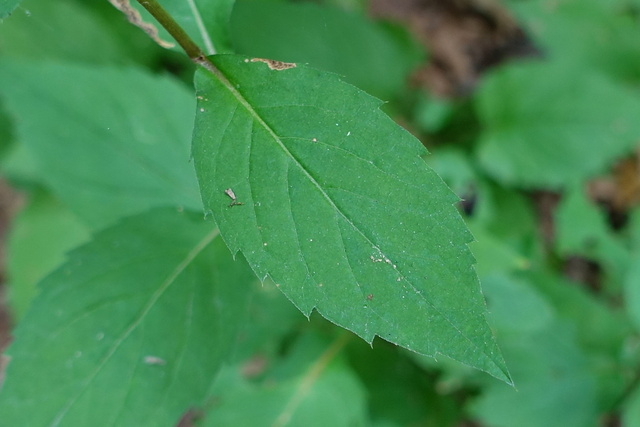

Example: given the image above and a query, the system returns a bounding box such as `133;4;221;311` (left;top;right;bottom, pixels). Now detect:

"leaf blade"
130;0;235;54
6;190;90;320
0;61;201;228
0;208;255;426
230;0;422;99
476;60;640;188
0;0;20;18
203;333;366;427
192;55;510;382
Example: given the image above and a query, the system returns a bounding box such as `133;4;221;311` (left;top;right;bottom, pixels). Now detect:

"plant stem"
135;0;205;60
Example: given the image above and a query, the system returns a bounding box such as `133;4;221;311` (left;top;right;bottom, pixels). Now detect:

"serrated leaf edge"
195;56;511;383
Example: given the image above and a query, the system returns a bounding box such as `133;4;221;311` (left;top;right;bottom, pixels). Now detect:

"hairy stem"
135;0;205;60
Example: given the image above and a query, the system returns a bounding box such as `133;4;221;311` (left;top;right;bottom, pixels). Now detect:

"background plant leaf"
0;61;201;228
6;189;90;320
624;381;640;427
130;0;235;54
0;208;255;426
0;0;161;65
0;0;20;18
624;255;640;331
475;60;640;188
192;55;510;382
470;319;598;427
555;186;631;285
509;0;640;83
229;0;423;100
203;332;366;427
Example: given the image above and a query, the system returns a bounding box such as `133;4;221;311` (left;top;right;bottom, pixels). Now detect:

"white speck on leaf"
144;356;166;366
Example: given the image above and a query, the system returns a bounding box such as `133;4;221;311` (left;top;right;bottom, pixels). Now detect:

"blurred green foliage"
1;0;640;425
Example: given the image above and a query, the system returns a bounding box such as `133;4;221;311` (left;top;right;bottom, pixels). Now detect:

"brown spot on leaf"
250;58;297;71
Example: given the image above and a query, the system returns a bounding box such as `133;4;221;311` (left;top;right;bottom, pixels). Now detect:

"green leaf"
413;95;456;134
131;0;235;54
629;208;640;250
0;98;14;160
481;274;554;334
555;186;631;284
468;225;530;279
623;382;640;427
0;0;20;18
471;182;540;259
0;61;201;228
511;0;640;82
0;142;40;185
192;55;510;382
230;0;422;100
532;269;631;350
0;208;255;426
231;279;304;362
555;186;611;255
470;274;600;427
528;270;631;406
470;320;598;427
203;333;366;427
6;189;90;320
351;340;464;425
425;147;475;197
476;60;640;188
0;0;157;64
624;254;640;331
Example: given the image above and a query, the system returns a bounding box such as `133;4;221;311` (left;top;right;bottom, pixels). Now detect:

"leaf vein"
49;229;219;426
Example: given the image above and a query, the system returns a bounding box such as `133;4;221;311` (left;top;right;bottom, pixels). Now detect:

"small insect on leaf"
224;188;244;207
